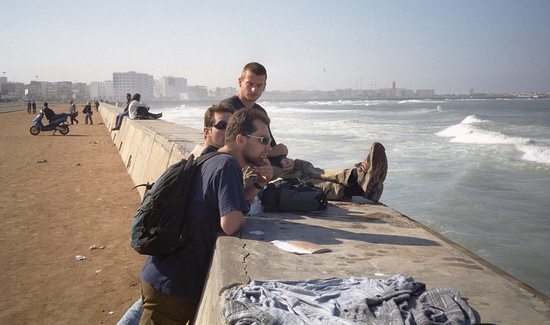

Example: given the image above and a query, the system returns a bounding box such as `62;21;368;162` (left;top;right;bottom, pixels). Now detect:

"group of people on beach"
26;100;37;114
33;98;102;126
117;62;388;325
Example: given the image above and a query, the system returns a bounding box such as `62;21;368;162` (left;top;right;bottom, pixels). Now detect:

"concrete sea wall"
99;103;550;324
100;104;202;198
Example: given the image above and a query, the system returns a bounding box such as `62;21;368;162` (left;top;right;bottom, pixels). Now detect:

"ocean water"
159;98;550;297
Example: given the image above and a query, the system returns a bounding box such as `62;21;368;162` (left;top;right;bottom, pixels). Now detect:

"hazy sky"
2;0;549;94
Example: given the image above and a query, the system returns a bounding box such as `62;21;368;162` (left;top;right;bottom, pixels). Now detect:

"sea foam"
437;115;550;164
518;144;550;164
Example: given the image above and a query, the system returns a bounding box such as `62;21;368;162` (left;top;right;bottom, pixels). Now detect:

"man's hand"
268;143;288;157
280;157;295;172
254;158;273;185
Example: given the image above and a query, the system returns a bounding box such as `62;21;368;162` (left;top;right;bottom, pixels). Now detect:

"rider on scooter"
42;102;68;124
42;103;57;122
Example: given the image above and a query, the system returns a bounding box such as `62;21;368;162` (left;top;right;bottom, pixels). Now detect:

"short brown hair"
241;62;267;80
225;108;270;144
204;103;236;127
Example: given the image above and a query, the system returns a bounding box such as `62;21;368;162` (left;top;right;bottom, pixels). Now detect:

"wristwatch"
253;178;266;190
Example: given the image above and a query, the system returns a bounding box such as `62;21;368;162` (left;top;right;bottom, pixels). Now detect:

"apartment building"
113;71;154;101
89;81;114;101
158;76;188;99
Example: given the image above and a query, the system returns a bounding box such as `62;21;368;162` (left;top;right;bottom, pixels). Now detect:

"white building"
89;81;114;101
415;89;435;98
0;82;26;100
185;85;208;100
113;71;154;101
158;76;188;99
72;82;89;100
55;81;73;101
26;81;47;100
0;76;7;93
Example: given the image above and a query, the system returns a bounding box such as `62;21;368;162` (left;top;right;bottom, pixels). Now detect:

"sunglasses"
212;120;227;130
246;135;272;145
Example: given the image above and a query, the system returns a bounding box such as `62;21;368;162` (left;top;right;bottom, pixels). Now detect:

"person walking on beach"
32;100;37;114
27;101;32;114
138;108;272;324
83;101;93;125
221;62;388;202
69;100;79;125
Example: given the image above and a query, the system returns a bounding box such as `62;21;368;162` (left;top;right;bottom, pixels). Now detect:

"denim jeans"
117;298;142;325
114;111;129;129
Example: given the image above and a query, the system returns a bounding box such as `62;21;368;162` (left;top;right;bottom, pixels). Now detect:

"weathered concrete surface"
197;201;550;324
99;103;550;325
100;103;201;197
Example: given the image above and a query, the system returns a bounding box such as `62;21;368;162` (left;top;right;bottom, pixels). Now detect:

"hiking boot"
356;142;387;202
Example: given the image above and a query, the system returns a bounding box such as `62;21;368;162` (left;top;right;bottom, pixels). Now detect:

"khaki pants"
139;280;197;325
244;159;364;200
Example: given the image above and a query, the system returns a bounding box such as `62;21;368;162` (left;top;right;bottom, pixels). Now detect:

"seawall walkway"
99;103;550;324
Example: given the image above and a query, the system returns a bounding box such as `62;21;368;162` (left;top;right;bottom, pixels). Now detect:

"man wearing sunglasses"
222;62;388;203
118;104;274;325
139;108;273;324
190;103;236;157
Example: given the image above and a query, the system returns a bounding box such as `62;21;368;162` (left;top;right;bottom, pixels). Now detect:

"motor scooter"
29;111;70;135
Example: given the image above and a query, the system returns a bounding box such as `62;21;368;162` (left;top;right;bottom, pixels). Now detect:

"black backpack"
130;151;220;255
259;178;328;212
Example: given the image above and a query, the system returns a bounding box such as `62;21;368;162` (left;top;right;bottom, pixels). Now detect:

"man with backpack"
222;62;388;203
118;103;273;325
139;108;273;324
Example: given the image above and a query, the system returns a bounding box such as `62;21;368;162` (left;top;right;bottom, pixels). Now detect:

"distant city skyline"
2;1;549;94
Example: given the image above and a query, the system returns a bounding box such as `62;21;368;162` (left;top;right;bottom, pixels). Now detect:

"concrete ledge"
198;202;550;324
99;103;201;197
98;103;550;324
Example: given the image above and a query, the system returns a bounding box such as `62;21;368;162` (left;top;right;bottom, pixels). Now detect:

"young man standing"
69;99;79;125
138;108;273;324
117;104;273;325
221;62;292;171
222;62;388;202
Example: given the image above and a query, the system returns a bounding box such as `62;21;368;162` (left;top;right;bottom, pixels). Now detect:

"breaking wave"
398;99;447;104
436;115;550;164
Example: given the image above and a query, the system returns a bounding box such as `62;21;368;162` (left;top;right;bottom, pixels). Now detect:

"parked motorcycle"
29;111;70;135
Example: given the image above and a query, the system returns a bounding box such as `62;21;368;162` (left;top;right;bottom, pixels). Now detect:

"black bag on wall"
259;178;328;212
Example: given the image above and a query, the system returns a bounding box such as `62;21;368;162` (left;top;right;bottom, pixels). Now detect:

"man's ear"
235;133;245;145
203;127;210;140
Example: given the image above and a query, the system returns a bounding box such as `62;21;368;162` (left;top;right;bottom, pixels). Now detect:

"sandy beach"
0;104;144;324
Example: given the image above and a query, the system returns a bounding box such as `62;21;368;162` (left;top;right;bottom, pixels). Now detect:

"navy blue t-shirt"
221;95;284;167
140;153;249;303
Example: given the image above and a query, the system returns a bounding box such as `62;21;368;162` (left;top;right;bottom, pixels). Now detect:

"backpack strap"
132;183;154;190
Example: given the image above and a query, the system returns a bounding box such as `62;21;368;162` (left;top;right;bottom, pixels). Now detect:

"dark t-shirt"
140;153;249;303
43;107;56;120
201;144;219;155
83;104;92;114
221;95;284;167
